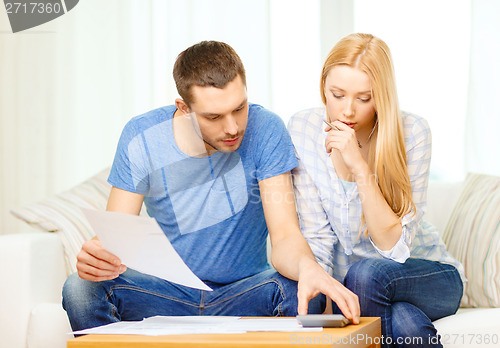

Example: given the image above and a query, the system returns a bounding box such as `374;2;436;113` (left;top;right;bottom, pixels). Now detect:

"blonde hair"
321;33;415;233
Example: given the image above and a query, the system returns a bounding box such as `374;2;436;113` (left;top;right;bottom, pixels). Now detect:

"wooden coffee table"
67;317;381;347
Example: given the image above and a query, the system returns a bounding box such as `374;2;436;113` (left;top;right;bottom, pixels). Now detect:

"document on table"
72;316;323;336
81;208;212;291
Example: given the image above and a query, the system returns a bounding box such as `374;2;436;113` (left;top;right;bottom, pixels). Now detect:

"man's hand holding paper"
77;238;127;282
81;208;212;291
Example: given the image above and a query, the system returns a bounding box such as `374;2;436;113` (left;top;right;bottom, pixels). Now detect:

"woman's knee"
344;258;392;292
391;302;438;347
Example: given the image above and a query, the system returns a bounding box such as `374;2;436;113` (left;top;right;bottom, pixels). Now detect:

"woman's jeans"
62;268;325;331
338;258;463;348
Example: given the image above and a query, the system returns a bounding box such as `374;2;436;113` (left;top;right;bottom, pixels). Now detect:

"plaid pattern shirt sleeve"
289;109;339;275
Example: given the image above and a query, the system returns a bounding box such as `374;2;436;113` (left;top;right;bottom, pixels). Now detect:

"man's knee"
270;272;325;315
265;271;297;316
62;272;101;311
62;273;81;308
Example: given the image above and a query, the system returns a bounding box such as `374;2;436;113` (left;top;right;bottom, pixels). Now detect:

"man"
62;41;359;331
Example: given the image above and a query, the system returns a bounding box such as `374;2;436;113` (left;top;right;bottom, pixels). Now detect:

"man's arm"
76;187;144;281
106;186;144;214
259;172;360;323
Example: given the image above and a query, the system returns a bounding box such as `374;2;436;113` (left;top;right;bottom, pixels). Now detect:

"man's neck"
173;109;213;157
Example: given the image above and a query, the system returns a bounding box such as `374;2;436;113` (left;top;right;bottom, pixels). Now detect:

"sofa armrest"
27;303;73;348
0;232;67;348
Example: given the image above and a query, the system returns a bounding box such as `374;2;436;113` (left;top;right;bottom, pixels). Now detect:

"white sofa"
1;178;499;348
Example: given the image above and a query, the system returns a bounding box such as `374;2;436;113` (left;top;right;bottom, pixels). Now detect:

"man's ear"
175;98;190;115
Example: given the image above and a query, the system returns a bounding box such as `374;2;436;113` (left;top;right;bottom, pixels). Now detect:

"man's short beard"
204;131;245;153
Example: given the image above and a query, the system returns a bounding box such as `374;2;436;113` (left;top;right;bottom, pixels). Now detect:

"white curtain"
353;0;500;180
1;0;353;234
465;0;500;176
354;0;471;181
1;1;160;233
0;0;270;234
7;0;498;236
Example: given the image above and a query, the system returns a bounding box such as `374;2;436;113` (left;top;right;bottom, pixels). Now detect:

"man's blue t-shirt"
108;104;298;284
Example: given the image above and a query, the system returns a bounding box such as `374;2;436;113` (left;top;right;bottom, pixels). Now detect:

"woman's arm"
325;121;402;250
325;115;431;252
352;162;403;250
286;111;359;320
288;112;339;273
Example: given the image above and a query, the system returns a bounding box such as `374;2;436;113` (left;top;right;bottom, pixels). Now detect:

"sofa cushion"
441;173;500;307
10;168;111;275
433;308;500;347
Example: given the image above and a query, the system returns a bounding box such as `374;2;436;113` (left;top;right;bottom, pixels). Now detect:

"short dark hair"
173;41;246;107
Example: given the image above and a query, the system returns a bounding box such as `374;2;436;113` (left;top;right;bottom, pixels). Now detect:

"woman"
288;33;464;347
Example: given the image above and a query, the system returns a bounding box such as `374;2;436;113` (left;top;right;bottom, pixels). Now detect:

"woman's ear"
175;98;190;115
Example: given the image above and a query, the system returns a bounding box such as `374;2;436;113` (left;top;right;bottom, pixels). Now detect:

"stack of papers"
73;316;323;336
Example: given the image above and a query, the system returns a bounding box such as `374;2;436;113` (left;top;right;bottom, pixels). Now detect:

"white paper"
229;318;319;332
73;316;243;336
81;208;212;291
72;316;322;336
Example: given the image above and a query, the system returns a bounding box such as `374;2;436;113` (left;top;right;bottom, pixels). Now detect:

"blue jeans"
336;258;463;348
62;268;325;331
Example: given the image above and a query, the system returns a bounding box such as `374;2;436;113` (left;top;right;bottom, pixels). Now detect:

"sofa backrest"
425;181;463;234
